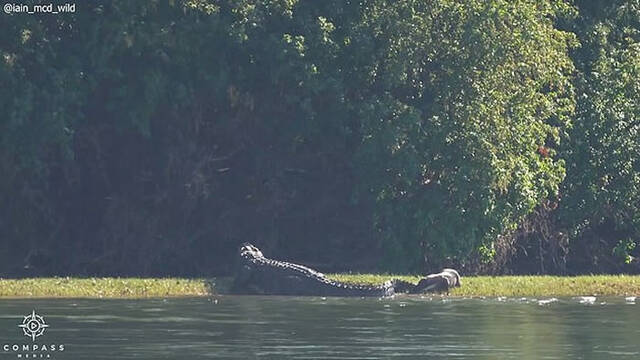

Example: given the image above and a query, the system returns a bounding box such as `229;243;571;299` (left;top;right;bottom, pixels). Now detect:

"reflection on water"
0;296;638;359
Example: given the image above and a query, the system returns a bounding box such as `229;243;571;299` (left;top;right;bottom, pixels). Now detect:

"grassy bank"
0;275;639;298
330;274;640;297
0;278;210;298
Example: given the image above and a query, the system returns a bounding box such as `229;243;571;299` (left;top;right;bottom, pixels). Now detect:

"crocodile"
231;243;461;297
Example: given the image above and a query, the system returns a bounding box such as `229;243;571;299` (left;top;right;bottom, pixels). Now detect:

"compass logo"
1;311;64;358
18;311;49;342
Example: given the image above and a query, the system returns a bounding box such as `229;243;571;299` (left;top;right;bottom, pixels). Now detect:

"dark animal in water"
232;243;461;297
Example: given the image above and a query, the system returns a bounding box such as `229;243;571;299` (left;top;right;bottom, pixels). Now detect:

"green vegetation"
0;278;208;298
330;274;640;297
557;0;640;274
1;276;639;298
1;1;639;276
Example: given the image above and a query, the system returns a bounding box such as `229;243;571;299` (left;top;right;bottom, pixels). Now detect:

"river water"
0;296;637;359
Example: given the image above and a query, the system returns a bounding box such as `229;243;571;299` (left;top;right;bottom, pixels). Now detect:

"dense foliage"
0;0;638;276
560;0;640;273
351;0;576;271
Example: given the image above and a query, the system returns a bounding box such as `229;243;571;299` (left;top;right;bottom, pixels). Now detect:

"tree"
348;0;576;271
560;0;640;272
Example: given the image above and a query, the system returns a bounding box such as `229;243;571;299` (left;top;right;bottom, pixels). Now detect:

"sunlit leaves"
561;0;640;266
351;0;576;271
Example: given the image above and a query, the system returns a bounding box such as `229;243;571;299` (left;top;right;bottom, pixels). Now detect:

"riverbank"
0;278;211;298
0;275;639;298
331;274;640;297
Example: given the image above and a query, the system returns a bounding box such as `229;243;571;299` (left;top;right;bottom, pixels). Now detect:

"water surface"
0;296;637;359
